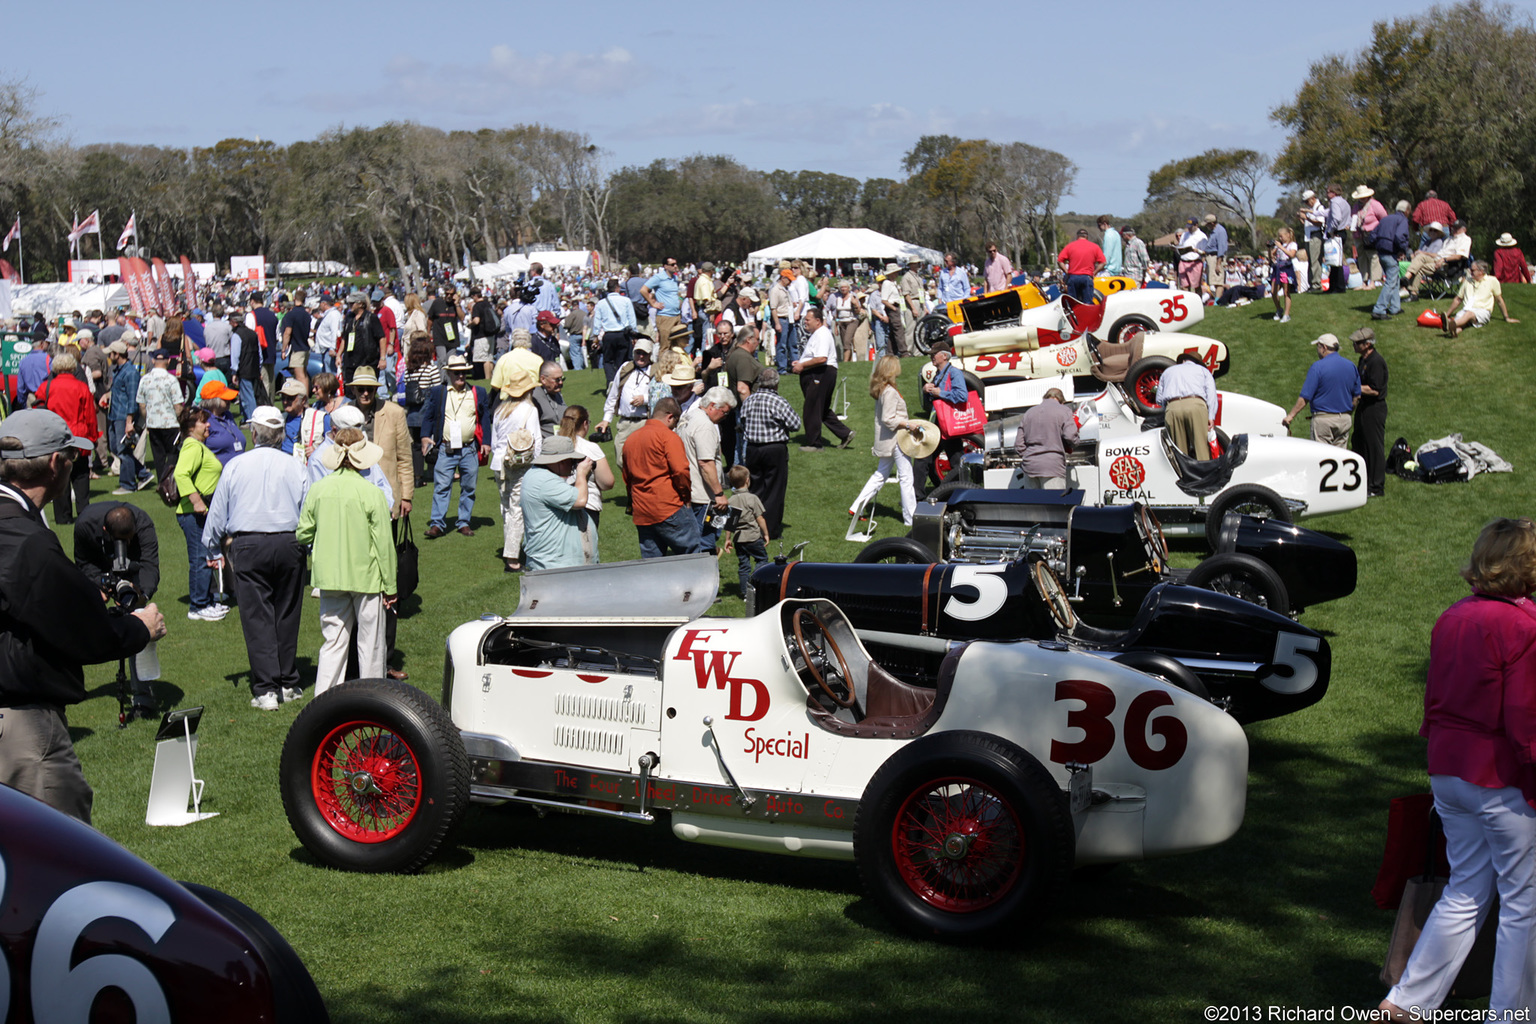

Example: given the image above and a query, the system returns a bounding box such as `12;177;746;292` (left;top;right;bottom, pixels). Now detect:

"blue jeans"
1372;251;1402;316
637;505;704;558
872;317;889;357
238;377;258;421
109;419;144;489
735;538;767;597
775;320;800;373
1065;274;1095;305
693;503;721;553
567;333;587;371
177;512;213;611
430;446;479;529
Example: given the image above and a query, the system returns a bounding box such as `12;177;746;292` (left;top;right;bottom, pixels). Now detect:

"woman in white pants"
1382;518;1536;1020
296;428;396;696
490;367;540;572
848;356;924;526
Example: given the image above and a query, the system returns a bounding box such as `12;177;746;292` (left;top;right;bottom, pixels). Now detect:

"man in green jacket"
296;426;396;696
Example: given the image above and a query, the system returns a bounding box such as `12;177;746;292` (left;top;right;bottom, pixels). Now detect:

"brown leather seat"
807;647;963;740
1090;334;1144;383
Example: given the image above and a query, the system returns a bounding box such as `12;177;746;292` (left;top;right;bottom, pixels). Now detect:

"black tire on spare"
181;883;333;1023
1107;312;1158;345
1203;484;1291;546
1184;552;1290;613
1124;355;1174;415
1110;650;1212;702
854;730;1073;942
913;313;952;355
280;677;471;874
923;481;969;505
853;536;939;564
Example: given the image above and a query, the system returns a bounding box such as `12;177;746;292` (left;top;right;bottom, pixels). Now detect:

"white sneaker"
250;693;280;711
187;606;227;622
281;687;303;703
207;603;230;616
1278;315;1291;323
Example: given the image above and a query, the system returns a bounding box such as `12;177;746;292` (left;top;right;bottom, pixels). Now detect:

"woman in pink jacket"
1382;518;1536;1019
1352;185;1389;288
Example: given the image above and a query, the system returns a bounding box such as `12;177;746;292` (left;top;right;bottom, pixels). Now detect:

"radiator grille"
553;692;648;725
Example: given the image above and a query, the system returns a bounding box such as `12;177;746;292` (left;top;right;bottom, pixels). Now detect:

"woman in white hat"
1351;186;1387;287
296;426;395;695
1493;233;1531;285
848;356;927;526
491;366;541;572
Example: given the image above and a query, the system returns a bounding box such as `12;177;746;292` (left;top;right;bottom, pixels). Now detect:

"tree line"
0;89;1079;282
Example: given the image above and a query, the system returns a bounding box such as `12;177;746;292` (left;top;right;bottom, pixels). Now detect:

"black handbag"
394;515;419;600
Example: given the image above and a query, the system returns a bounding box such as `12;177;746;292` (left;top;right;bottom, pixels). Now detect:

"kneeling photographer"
74;501;161;722
0;410;167;826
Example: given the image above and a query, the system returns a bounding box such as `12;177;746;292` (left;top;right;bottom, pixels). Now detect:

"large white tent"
9;282;130;318
747;228;942;274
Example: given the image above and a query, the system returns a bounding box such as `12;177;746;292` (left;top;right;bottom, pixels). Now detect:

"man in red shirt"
1056;229;1106;305
1411;190;1457;233
620;396;703;558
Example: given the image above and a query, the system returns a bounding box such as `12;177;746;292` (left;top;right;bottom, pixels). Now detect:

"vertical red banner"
133;258;159;315
122;257;148;315
151;258;175;314
179;255;196;310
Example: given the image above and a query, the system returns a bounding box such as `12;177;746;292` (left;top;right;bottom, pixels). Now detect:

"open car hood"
514;553;721;619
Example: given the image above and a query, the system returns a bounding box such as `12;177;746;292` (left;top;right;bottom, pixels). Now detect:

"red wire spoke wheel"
891;777;1023;913
312;720;423;842
855;731;1072;940
281;678;470;873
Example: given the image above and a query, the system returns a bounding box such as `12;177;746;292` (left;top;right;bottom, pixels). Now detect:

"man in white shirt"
677;386;735;552
313;296;343;374
791;307;853;451
596;339;655;469
879;265;905;357
1155;353;1218;461
1298;190;1327;288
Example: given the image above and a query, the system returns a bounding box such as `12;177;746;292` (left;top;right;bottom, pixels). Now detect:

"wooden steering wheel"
791;608;855;708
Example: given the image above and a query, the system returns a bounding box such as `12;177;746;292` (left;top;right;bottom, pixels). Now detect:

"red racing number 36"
1048;679;1188;770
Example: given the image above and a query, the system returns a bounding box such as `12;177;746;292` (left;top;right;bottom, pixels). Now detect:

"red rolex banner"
179;255;196;310
121;257;144;314
0;259;16;283
125;257;156;315
151;258;175;314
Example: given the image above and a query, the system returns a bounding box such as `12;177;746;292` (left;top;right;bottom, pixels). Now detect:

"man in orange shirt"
620;396;703;558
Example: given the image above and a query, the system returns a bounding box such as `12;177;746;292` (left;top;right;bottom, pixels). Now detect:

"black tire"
854;731;1073;941
1125;355;1173;415
913;313;952;355
1185;552;1290;612
941;465;962;484
280;678;471;874
853;536;938;564
181;883;332;1023
1110;651;1211;702
923;481;968;505
1203;484;1291;546
1107;313;1157;345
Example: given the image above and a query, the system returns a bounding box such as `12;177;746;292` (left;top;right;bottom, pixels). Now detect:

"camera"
99;538;145;612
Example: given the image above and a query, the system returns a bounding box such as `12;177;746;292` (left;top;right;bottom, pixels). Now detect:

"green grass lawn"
59;284;1535;1022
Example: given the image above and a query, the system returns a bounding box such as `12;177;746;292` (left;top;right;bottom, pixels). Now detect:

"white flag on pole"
117;213;136;250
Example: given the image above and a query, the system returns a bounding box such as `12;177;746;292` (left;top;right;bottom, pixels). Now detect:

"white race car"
960;416;1367;536
279;556;1248;940
916;281;1205;355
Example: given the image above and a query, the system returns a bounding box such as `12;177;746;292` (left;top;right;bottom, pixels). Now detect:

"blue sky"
14;0;1536;217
